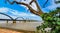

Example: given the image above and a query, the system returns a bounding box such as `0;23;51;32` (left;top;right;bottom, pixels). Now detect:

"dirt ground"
0;28;23;33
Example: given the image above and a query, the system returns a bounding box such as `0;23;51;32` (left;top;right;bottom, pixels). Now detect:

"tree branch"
43;0;48;8
30;0;43;12
6;0;44;16
29;0;44;15
29;0;36;4
6;0;16;4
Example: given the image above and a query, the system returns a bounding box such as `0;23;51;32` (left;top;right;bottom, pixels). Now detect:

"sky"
0;0;60;21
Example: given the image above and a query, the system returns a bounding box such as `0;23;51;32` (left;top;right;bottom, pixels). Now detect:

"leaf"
57;22;60;25
52;22;56;25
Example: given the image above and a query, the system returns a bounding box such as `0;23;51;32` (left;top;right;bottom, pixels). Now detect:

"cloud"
45;2;60;10
20;5;29;9
20;0;32;4
0;7;42;21
0;7;9;12
42;0;60;12
17;0;38;11
30;2;38;11
15;0;32;4
0;14;10;19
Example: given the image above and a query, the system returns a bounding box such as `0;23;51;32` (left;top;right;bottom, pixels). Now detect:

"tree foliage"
36;8;60;33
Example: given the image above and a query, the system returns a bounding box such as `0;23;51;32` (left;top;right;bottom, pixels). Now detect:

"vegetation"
36;8;60;33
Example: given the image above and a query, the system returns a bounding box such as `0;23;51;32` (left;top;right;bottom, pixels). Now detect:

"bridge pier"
7;20;8;23
13;20;16;24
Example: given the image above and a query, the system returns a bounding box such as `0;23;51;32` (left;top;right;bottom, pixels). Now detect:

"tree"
5;0;48;16
36;8;60;33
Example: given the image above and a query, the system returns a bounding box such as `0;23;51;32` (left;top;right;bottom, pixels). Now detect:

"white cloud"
42;0;60;11
17;0;38;11
0;7;42;21
30;2;38;11
0;14;11;19
15;0;32;4
20;5;28;9
20;0;32;4
51;0;55;5
48;4;60;10
0;7;32;17
0;7;9;12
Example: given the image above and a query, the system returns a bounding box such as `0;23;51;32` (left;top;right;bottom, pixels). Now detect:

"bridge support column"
7;20;8;23
13;20;16;24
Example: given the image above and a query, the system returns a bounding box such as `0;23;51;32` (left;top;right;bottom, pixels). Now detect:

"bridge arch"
0;12;13;20
15;17;24;20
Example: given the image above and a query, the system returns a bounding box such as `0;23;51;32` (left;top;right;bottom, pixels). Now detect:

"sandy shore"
0;28;23;33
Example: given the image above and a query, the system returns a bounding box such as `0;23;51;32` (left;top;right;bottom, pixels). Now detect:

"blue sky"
0;0;52;12
0;0;60;21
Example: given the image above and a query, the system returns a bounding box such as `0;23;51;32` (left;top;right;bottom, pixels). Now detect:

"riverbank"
0;22;43;33
0;28;23;33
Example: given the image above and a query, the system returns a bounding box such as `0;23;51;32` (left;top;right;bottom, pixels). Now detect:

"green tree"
36;8;60;33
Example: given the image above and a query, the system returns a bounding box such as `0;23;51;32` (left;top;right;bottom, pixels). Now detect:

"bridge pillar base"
13;20;16;24
7;20;8;23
